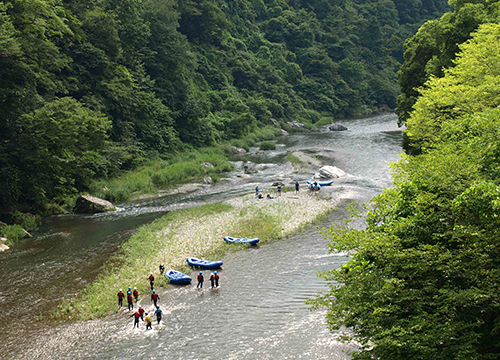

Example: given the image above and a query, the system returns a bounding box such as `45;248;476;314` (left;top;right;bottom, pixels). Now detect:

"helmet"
199;271;203;274
214;271;217;274
134;287;137;289
120;289;122;291
153;290;156;293
128;287;131;289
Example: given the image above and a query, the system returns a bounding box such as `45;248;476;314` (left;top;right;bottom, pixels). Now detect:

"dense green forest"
311;1;500;359
0;0;450;210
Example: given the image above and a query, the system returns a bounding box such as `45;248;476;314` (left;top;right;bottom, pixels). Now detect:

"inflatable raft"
224;236;260;245
186;257;223;270
307;180;333;186
165;269;192;285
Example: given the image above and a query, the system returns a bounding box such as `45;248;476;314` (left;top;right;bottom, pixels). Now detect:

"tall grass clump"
259;141;277;150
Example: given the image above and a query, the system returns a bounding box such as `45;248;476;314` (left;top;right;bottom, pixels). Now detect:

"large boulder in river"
73;195;116;213
329;123;348;131
314;166;347;179
230;146;247;154
287;121;307;130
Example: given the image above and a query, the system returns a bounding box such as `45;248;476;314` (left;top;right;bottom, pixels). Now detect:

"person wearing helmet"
151;289;160;309
127;292;134;311
147;273;155;290
255;185;259;197
145;312;152;330
133;287;139;302
209;273;215;288
214;271;220;287
277;183;282;196
130;310;142;328
138;306;145;321
155;306;163;324
117;289;125;307
197;271;204;289
127;287;132;297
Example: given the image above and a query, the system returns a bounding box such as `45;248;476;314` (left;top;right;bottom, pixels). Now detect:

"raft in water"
165;269;192;285
186;257;223;270
224;236;260;245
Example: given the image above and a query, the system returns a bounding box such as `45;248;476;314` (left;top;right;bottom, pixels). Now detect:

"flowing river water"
0;113;403;359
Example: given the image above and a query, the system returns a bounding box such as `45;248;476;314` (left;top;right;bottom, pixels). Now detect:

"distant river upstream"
0;113;402;359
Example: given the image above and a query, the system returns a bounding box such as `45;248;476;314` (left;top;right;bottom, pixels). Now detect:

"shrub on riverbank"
55;191;337;321
259;142;277;150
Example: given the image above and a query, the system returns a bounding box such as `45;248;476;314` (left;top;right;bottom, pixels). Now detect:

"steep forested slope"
0;0;449;208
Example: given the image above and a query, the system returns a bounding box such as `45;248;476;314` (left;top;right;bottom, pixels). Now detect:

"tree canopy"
0;0;450;208
312;23;500;359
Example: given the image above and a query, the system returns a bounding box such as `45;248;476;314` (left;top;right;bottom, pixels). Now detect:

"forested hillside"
312;2;500;359
0;0;449;209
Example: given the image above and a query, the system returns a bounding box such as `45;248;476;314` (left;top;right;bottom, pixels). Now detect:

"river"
0;113;402;359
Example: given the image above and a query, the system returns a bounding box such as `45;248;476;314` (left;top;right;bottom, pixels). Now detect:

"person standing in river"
151;290;160;309
147;273;155;290
155;306;163;324
214;271;219;287
295;181;299;194
138;306;145;321
145;313;152;330
197;271;204;288
209;273;215;288
130;310;142;328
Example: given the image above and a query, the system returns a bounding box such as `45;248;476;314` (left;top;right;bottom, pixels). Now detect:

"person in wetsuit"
295;181;299;194
138;306;145;321
210;273;215;288
197;271;204;288
145;313;152;330
277;183;282;196
130;310;141;328
155;306;163;324
151;290;160;309
147;273;155;290
159;264;165;274
133;287;139;302
117;289;125;307
127;293;134;311
214;271;219;287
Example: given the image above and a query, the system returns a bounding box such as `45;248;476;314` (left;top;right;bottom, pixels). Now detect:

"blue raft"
307;180;333;186
224;236;260;245
186;257;223;270
165;269;192;285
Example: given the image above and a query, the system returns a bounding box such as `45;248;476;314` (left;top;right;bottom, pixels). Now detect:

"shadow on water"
1;113;403;359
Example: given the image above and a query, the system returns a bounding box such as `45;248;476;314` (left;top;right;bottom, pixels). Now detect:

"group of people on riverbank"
256;181;300;199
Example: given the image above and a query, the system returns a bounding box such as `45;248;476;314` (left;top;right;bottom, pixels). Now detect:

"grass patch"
259;141;277;151
286;152;301;165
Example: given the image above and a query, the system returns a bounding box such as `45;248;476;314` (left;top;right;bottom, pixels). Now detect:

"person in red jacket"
127;293;134;311
138;306;145;321
117;289;125;307
147;273;155;290
197;271;204;289
151;290;160;309
210;273;215;288
130;310;142;328
214;271;220;287
133;287;139;302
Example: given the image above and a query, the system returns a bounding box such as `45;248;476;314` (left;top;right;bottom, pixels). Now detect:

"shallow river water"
0;113;403;359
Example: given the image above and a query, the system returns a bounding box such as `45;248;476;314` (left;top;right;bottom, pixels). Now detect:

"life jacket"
133;290;139;297
214;274;219;281
118;291;124;298
198;274;203;281
210;275;215;281
128;294;133;303
152;293;159;300
139;307;145;315
145;315;151;323
134;311;140;319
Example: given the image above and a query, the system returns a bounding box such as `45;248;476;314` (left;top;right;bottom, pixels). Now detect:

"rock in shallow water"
329;123;348;131
73;195;116;213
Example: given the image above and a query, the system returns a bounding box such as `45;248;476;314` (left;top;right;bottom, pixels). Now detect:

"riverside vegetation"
56;190;337;321
310;3;500;359
0;0;450;214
